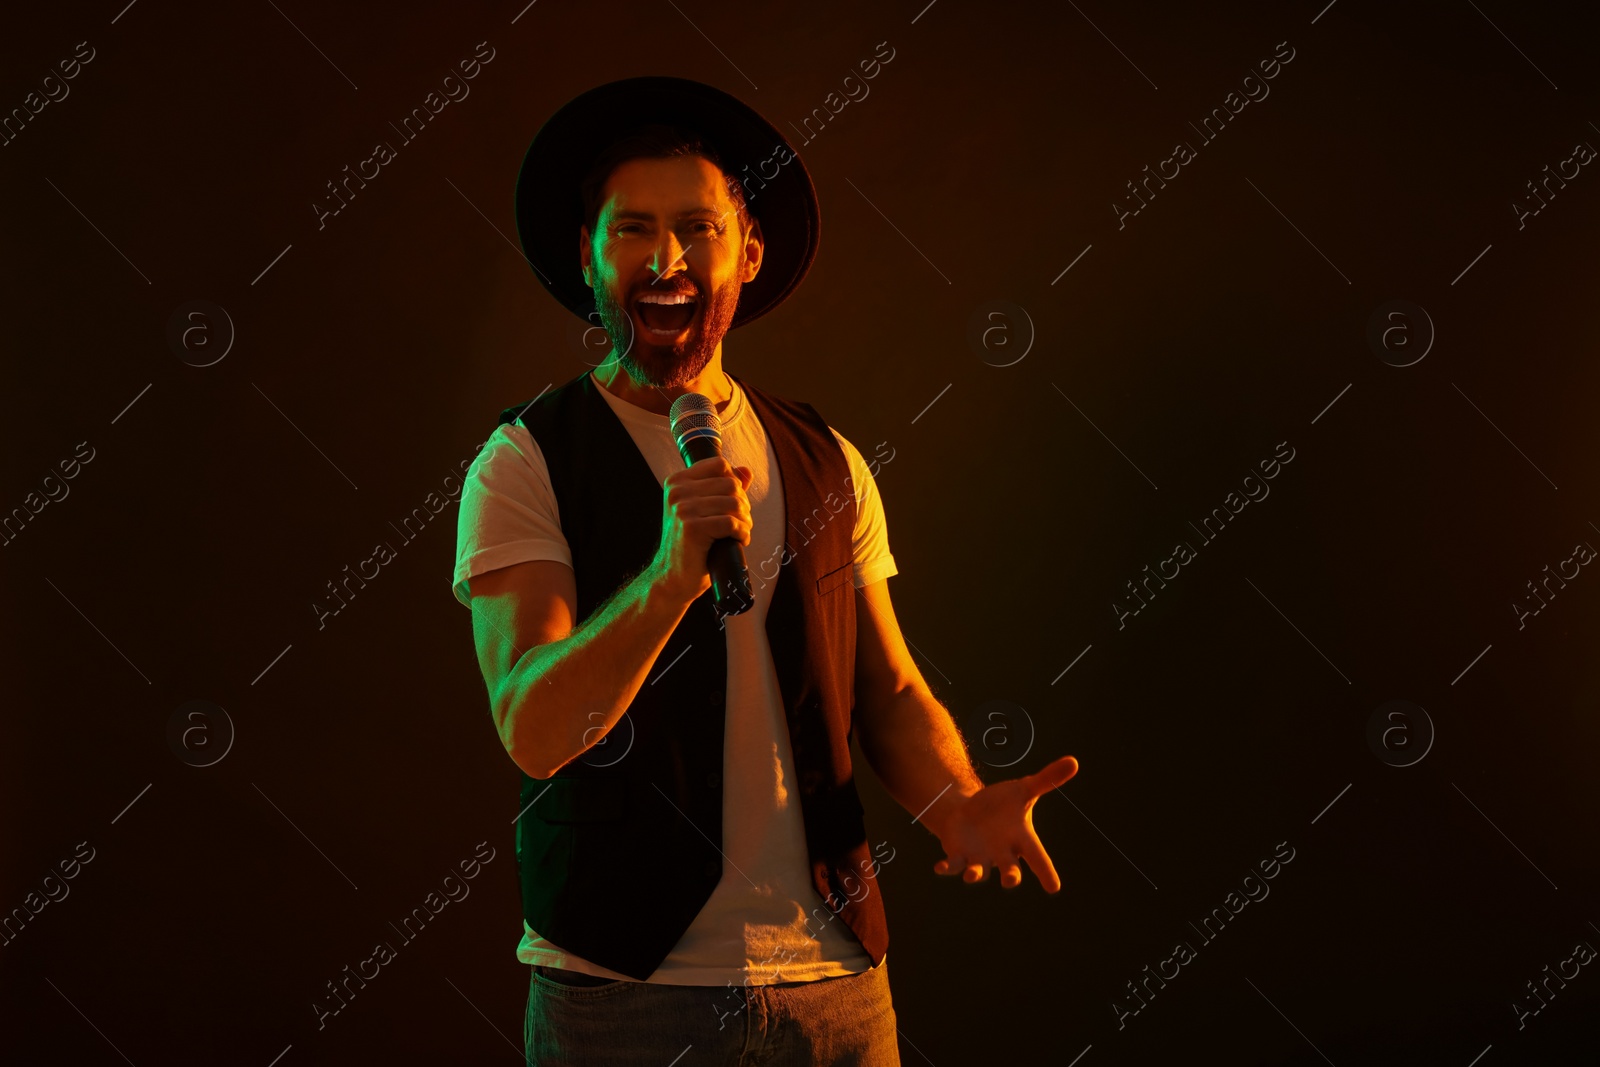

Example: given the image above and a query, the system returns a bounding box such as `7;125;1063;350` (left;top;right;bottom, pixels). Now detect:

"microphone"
668;392;753;619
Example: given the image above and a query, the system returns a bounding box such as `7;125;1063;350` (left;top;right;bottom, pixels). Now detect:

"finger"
1001;863;1023;889
686;516;748;548
683;495;748;524
1022;837;1062;894
690;456;737;481
1027;755;1079;797
681;474;743;499
684;511;742;535
676;489;724;514
687;455;725;476
933;855;965;876
964;863;986;883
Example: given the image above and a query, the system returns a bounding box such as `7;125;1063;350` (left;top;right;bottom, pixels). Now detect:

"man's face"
580;154;763;389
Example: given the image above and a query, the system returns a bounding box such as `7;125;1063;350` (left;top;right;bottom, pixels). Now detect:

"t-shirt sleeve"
451;421;572;608
829;428;897;588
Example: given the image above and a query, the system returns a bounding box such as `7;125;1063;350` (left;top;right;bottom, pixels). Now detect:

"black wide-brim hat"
514;76;820;330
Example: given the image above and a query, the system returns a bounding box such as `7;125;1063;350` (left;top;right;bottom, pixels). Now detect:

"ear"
578;225;593;286
741;215;764;284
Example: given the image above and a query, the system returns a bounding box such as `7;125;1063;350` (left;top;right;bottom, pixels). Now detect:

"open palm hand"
931;755;1079;892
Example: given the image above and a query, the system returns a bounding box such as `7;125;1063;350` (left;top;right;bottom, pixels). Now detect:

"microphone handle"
708;535;753;618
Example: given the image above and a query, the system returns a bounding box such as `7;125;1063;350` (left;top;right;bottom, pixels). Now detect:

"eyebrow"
606;208;726;222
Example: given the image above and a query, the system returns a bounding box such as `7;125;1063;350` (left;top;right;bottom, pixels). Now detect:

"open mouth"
634;291;698;338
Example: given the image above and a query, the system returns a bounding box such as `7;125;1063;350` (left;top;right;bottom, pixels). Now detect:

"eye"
614;224;642;235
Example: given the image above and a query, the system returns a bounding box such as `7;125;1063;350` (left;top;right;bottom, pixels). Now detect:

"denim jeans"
524;956;901;1066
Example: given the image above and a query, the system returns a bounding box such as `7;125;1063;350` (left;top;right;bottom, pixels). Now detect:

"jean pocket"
532;966;630;998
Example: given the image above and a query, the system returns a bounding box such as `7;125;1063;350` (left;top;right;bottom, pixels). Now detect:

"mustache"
635;278;699;299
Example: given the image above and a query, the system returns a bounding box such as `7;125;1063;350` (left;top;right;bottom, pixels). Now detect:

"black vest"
498;369;889;981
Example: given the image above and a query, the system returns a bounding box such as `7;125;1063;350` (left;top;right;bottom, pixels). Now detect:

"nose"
649;229;690;281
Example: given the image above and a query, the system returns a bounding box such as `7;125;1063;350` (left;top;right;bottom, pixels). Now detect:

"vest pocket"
537;776;628;823
816;561;854;597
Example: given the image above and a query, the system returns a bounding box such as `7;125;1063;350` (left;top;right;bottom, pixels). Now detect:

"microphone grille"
669;391;723;457
665;391;710;428
669;391;719;435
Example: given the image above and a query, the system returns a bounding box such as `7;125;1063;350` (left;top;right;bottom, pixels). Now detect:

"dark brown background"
4;1;1598;1064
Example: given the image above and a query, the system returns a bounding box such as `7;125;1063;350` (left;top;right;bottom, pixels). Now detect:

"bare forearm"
857;685;985;839
497;565;693;778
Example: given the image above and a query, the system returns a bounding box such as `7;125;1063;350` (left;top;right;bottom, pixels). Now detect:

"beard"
592;270;742;390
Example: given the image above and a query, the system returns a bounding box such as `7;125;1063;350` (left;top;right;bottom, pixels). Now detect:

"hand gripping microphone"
668;392;753;618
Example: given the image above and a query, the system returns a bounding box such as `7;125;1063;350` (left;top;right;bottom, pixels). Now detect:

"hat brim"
514;76;819;331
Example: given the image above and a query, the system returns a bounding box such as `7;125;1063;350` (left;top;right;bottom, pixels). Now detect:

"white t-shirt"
451;370;897;985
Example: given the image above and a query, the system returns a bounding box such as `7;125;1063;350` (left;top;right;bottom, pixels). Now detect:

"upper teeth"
638;293;694;304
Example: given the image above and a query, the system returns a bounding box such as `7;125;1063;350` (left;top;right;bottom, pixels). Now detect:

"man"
452;76;1079;1065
